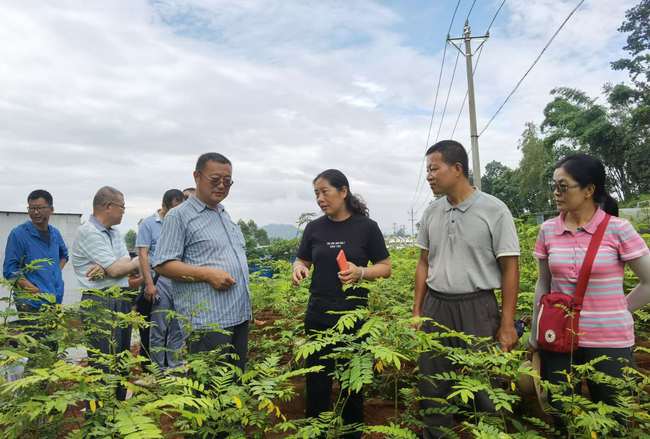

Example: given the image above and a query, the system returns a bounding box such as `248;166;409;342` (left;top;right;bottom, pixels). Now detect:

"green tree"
296;212;317;233
267;238;300;261
481;161;523;216
541;87;640;199
541;1;650;201
238;219;270;259
124;229;136;252
611;0;650;89
516;123;554;214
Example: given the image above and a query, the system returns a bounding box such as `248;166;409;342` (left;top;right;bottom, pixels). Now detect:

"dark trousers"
10;302;59;354
304;319;363;439
187;320;249;373
539;347;633;432
134;285;154;360
13;302;48;339
81;292;133;401
149;276;183;369
418;289;500;439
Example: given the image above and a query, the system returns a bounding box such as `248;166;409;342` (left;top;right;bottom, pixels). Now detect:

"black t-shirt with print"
296;214;390;326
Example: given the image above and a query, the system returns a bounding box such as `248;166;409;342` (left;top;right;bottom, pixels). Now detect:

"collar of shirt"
154;210;162;223
24;221;52;239
88;214;114;234
555;207;605;235
443;188;480;213
187;195;225;213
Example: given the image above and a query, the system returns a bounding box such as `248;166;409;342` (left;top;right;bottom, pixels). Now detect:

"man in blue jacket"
3;190;69;322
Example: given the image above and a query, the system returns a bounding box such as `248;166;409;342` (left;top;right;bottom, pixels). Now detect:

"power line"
478;0;585;137
410;0;463;211
465;0;478;21
486;0;506;32
411;0;461;211
435;51;461;143
412;50;463;215
450;0;506;139
415;0;507;214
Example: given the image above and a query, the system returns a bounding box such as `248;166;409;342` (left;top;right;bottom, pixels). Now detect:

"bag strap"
574;213;611;308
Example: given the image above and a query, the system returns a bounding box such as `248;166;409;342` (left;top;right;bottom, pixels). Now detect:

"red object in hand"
336;249;348;271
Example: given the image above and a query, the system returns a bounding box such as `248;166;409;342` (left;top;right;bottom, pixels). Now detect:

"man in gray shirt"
413;140;520;438
71;186;139;400
154;153;251;373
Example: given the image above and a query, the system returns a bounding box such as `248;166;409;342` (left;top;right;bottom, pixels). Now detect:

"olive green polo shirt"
416;189;520;294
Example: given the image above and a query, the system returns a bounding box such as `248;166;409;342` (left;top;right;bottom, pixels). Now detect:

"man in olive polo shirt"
413;140;520;438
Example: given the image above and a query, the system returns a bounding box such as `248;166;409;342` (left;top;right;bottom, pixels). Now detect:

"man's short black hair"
195;153;231;172
425;140;469;178
27;189;53;206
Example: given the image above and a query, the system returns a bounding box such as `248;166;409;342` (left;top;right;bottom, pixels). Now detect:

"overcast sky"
0;0;636;235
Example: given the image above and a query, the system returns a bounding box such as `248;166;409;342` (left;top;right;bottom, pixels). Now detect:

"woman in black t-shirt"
293;169;391;438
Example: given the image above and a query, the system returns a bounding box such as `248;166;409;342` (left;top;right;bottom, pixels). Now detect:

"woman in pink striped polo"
530;153;650;431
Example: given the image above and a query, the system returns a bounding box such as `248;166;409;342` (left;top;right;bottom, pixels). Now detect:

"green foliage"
611;0;650;88
267;238;300;261
123;230;137;252
238;219;271;259
481;161;523;216
2;223;650;438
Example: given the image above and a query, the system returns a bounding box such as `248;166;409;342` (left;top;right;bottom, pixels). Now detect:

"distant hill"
263;224;300;240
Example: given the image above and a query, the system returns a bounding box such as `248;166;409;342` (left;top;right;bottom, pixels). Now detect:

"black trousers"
186;321;249;439
134;291;152;360
81;292;133;401
539;347;633;431
187;320;249;373
304;319;363;439
418;289;500;439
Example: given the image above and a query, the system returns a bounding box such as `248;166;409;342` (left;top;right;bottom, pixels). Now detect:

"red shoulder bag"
535;214;611;353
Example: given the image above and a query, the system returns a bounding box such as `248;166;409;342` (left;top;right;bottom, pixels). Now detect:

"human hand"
292;264;309;286
496;321;519;352
86;264;106;281
338;262;362;285
202;268;236;291
144;283;157;302
411;310;423;330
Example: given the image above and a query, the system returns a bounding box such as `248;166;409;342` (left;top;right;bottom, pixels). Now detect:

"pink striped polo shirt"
534;208;649;348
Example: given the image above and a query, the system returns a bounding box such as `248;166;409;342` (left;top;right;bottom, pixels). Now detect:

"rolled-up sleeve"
153;211;185;267
3;231;22;279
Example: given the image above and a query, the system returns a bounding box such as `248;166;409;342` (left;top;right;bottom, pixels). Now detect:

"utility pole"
408;207;416;236
448;21;488;190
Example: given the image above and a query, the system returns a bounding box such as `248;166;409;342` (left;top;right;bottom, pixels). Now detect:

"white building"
0;211;82;306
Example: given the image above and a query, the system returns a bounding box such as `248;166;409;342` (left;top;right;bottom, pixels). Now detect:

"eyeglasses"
549;181;581;194
109;201;126;210
27;206;51;213
198;172;234;188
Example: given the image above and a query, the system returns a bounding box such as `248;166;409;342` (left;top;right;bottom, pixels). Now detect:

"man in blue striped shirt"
154;153;251;372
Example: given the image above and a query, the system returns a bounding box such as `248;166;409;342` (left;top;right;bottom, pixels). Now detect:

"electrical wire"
409;0;463;212
450;0;506;138
478;0;585;137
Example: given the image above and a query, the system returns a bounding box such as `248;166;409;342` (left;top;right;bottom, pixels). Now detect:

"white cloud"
0;0;638;235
